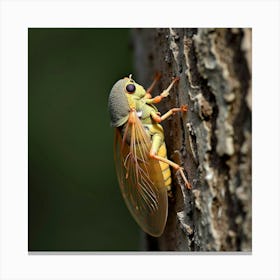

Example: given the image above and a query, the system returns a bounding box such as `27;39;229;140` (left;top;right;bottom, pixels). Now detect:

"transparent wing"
114;111;168;237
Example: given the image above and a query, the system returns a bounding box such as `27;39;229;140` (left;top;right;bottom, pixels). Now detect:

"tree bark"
132;28;252;251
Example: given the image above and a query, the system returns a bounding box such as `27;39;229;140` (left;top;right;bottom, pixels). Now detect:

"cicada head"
108;74;146;127
108;78;129;127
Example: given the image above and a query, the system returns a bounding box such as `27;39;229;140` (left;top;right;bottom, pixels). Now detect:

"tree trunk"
132;28;252;251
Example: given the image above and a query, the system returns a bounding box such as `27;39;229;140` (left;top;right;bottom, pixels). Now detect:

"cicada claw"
177;167;191;189
180;105;188;112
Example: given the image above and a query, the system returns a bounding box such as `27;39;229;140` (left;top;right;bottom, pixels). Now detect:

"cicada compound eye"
126;84;136;94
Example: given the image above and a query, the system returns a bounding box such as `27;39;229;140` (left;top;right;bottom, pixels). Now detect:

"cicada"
108;74;191;237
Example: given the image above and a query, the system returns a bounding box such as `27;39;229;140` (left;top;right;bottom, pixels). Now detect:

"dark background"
28;28;141;251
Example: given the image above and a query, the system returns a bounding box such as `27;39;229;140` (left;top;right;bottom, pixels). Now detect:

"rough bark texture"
132;28;251;251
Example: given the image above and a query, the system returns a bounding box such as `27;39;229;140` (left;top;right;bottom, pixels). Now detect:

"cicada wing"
114;113;168;237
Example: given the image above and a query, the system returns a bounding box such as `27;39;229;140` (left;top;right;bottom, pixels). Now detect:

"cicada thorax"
125;96;173;194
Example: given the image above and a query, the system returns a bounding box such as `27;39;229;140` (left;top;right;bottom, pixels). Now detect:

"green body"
108;76;172;190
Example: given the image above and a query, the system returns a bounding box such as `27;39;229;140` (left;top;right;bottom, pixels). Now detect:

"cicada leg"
159;77;179;98
145;72;162;99
151;105;188;123
146;72;161;94
149;134;191;190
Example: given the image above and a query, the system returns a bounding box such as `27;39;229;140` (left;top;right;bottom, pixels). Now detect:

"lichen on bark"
132;28;252;251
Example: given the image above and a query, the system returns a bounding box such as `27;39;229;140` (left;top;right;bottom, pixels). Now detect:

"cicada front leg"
146;76;180;104
145;72;162;99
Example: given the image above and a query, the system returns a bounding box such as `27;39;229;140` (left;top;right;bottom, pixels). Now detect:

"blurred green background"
28;28;141;251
